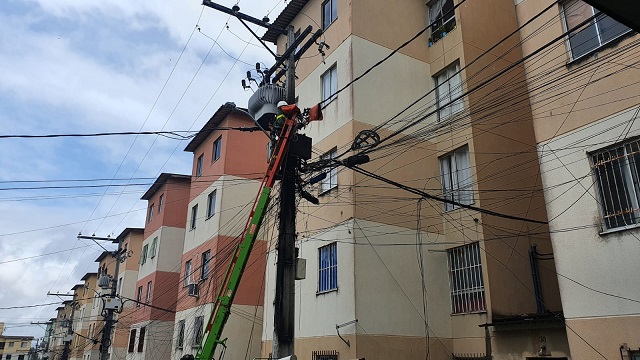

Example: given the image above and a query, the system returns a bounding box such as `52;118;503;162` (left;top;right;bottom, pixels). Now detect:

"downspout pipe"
529;244;545;314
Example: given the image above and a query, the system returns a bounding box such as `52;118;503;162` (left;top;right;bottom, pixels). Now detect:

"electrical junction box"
104;297;122;311
295;258;306;280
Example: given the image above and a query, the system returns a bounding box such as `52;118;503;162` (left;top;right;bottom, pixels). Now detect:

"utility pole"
60;296;75;360
272;25;297;359
78;235;122;360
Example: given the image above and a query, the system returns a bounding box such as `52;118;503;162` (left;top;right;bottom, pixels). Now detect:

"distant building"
126;174;191;360
0;323;34;360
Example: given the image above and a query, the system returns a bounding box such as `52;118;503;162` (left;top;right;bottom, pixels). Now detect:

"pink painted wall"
144;178;190;239
132;271;179;323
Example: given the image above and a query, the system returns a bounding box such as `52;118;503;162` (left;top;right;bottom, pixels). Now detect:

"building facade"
126;174;191;360
0;323;33;360
171;103;269;360
260;0;568;359
515;0;640;359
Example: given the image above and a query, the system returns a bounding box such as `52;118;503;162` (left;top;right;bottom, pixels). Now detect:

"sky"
0;0;285;339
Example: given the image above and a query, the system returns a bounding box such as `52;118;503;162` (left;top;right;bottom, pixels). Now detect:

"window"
6;356;11;360
184;260;192;286
563;0;631;60
117;277;123;295
434;62;463;121
147;203;154;223
150;237;158;258
447;242;486;314
192;316;204;347
312;350;338;360
212;136;222;163
321;65;338;104
201;250;211;280
158;194;164;213
428;0;456;43
17;356;24;360
140;244;149;265
591;139;640;230
0;342;4;350
206;190;217;219
322;0;337;29
9;342;14;348
137;327;145;352
145;281;152;304
136;286;143;307
320;149;338;194
190;204;198;230
440;145;473;211
195;154;204;177
318;242;338;293
630;351;640;360
128;329;136;353
176;320;185;349
20;342;27;348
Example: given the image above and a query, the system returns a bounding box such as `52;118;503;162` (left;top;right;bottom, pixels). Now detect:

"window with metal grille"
447;242;486;314
440;145;473;211
127;329;136;353
137;327;145;352
562;0;631;61
176;320;185;349
434;62;464;121
192;316;204;347
428;0;456;44
592;139;640;230
312;350;338;360
318;242;337;293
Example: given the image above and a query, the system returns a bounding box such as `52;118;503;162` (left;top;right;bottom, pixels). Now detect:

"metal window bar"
318;243;337;292
453;354;491;360
312;350;338;360
447;242;486;314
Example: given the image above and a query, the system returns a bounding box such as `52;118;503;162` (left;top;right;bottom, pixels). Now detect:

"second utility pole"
273;24;297;359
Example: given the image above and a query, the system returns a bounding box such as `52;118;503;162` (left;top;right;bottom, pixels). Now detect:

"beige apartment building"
260;0;569;359
514;1;640;359
0;323;33;360
171;103;269;360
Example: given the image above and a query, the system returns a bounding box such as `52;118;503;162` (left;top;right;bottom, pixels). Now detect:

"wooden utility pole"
272;25;297;359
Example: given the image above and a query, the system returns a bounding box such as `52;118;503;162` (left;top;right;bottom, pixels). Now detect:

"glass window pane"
597;14;630;43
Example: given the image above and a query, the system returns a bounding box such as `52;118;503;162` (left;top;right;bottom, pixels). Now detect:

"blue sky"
0;0;284;338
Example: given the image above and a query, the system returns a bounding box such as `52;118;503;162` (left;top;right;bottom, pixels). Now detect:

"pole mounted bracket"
335;319;358;347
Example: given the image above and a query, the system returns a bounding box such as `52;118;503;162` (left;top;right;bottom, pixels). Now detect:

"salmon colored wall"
132;271;179;323
189;114;268;202
176;235;267;312
121;231;144;272
144;179;190;238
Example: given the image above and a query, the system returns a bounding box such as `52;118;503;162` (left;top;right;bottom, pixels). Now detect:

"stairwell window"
212;136;222;163
201;250;211;280
184;260;192;287
591;139;640;231
128;329;136;353
428;0;456;44
147;203;154;223
321;65;338;104
137;327;145;352
192;316;204;347
149;237;158;258
190;204;198;230
206;190;217;219
136;286;143;307
318;242;338;293
322;0;337;29
176;320;185;349
440;145;473;211
145;281;152;304
320;149;338;194
158;194;164;213
562;0;631;61
195;154;204;177
434;62;463;121
447;242;486;314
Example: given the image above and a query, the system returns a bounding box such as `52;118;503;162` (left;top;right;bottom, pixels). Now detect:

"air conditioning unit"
188;283;199;297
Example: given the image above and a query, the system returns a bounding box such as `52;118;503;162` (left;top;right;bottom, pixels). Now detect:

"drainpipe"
529;244;545;314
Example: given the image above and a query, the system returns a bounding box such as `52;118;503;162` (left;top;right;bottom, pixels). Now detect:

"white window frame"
201;250;211;280
136;286;143;307
434;62;464;121
212;136;222;163
439;145;473;211
206;190;217;219
320;149;338;194
562;0;632;61
318;242;338;293
447;242;486;314
158;194;164;213
190;204;198;230
321;0;338;29
591;139;640;231
321;65;338;104
147;203;154;223
184;260;192;287
195;154;204;177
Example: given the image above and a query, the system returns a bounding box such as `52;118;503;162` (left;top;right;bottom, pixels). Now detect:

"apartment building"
71;273;98;360
260;0;568;359
51;301;73;360
514;1;640;359
0;323;33;360
126;174;191;360
171;103;269;360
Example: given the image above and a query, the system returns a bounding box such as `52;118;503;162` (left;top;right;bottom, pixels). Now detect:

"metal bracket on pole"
335;319;358;347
